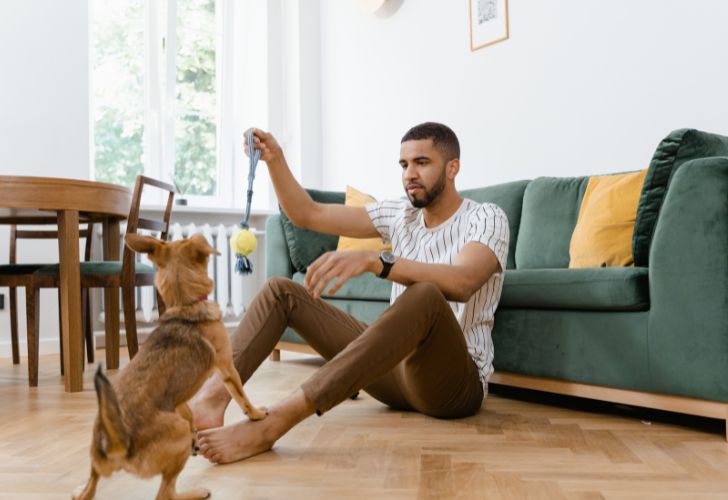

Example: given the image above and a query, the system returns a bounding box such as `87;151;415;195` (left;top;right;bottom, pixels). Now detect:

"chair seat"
33;261;156;275
499;267;650;311
0;264;50;275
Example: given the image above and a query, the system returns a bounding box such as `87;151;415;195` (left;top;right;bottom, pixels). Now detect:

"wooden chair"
29;176;175;381
0;225;95;384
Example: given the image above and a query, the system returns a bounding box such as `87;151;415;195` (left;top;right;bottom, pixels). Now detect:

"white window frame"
91;0;271;210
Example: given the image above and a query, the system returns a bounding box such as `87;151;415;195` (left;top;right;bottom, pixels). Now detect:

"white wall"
316;0;728;200
0;0;90;180
0;0;90;357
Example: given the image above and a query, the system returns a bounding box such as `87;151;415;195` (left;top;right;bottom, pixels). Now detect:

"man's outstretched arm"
305;242;500;303
248;128;379;238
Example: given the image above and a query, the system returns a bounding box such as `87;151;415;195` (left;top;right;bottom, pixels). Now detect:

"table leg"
58;210;84;392
103;219;121;370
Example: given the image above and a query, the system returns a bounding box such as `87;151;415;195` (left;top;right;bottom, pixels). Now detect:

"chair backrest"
9;224;95;264
121;176;176;278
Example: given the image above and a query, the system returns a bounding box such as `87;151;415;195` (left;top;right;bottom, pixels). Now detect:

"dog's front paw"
247;405;268;421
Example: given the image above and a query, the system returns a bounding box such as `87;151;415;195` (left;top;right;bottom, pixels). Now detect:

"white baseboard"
0;337;62;359
1;321;242;360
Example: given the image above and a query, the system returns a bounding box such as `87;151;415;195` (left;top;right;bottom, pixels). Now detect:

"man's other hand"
304;250;380;299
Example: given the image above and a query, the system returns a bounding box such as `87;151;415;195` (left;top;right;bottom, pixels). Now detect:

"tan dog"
73;233;267;500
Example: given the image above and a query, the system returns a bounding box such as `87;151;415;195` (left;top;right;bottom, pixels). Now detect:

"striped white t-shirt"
365;198;509;390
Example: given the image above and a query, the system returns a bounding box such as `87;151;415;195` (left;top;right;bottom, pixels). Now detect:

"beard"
406;167;447;208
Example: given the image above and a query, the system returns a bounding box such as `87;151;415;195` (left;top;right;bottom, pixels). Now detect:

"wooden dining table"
0;176;131;392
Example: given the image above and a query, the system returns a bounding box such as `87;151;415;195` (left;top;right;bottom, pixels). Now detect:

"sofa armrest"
265;214;293;279
648;156;728;401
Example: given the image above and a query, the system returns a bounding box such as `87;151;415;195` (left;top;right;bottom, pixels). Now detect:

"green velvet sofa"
265;129;728;435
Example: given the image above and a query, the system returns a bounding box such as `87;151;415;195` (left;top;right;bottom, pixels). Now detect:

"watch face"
381;251;396;264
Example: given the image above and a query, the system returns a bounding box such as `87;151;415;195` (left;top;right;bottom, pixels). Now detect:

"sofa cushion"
515;177;588;269
292;272;391;301
460;180;529;270
279;189;344;272
500;267;649;311
336;186;391;253
634;129;728;267
569;170;647;268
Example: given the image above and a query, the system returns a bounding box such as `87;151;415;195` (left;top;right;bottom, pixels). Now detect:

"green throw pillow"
279;189;345;272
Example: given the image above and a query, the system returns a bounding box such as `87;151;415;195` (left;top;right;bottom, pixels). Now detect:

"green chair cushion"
0;264;49;275
515;177;588;269
34;261;155;275
279;189;344;272
460;180;530;270
292;272;392;301
634;128;728;267
500;267;649;311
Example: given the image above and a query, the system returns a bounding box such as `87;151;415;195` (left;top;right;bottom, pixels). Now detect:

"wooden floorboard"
1;350;728;499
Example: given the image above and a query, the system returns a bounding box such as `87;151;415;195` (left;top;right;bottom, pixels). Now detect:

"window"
91;0;270;209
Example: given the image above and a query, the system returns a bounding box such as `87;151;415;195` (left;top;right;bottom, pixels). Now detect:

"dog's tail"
93;365;130;460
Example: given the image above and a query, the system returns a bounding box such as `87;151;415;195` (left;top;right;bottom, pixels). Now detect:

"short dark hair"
401;122;460;162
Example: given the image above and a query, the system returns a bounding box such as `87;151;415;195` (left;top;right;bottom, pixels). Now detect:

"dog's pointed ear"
124;234;169;264
189;233;221;261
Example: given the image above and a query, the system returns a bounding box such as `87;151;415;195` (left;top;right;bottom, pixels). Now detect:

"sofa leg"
269;349;281;362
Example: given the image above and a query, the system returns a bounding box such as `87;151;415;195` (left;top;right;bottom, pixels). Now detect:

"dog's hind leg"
72;467;99;500
156;471;210;500
176;403;199;456
156;469;210;500
154;414;210;500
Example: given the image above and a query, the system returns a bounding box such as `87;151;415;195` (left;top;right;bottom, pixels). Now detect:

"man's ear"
189;233;221;262
447;159;460;180
124;234;168;264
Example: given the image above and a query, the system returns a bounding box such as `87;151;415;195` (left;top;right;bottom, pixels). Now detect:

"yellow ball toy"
230;228;257;256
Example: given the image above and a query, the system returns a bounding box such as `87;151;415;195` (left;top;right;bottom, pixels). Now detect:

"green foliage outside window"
93;0;218;197
93;0;145;188
173;0;217;196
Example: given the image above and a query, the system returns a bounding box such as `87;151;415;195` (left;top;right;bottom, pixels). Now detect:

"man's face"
399;139;448;208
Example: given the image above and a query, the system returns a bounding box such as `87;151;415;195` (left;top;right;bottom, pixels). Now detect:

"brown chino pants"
230;277;484;418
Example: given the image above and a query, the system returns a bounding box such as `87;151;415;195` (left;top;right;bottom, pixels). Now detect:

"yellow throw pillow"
336;186;392;252
569;169;648;268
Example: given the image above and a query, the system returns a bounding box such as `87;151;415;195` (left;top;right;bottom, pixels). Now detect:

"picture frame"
469;0;509;51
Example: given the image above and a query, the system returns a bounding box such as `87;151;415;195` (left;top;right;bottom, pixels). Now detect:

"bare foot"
188;374;232;431
198;417;277;464
198;388;315;464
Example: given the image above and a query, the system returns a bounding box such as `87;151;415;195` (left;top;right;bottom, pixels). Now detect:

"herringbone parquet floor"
2;350;728;499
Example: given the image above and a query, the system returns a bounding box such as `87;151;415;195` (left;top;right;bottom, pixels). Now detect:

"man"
190;122;509;464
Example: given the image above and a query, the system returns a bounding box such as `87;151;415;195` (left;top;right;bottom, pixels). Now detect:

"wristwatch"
378;251;396;279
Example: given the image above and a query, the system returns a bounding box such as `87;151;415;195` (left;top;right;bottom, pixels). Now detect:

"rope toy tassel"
231;129;261;275
231;226;257;274
235;252;253;275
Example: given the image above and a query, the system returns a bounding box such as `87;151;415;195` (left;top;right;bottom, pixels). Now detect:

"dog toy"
230;129;261;274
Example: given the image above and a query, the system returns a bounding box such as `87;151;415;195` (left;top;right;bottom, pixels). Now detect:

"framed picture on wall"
469;0;509;51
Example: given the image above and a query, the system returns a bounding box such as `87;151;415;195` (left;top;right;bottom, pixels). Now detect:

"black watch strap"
378;252;395;279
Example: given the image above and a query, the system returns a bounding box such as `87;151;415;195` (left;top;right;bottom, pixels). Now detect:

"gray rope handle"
241;129;261;229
